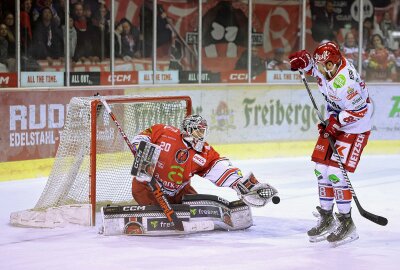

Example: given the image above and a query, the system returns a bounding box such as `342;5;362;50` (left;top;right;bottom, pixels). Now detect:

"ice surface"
1;155;399;270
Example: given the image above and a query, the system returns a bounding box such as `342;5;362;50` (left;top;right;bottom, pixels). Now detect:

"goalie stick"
100;99;185;231
299;70;388;226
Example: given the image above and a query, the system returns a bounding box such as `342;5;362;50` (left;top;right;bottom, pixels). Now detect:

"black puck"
272;196;280;204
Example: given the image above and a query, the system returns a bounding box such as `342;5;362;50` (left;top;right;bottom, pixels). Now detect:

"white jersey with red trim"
310;58;372;134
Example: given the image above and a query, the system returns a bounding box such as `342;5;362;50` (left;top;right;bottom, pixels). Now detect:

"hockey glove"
288;50;313;72
323;114;342;138
233;173;278;208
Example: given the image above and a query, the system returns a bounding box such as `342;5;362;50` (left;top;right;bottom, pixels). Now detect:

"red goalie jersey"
131;124;243;205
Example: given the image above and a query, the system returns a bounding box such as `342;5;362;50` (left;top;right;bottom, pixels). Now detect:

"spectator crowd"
1;0;400;83
0;0;142;72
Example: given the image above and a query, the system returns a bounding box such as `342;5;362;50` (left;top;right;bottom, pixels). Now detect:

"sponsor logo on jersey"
175;149;189;164
348;69;354;80
315;144;325;152
328;93;341;101
346;87;357;100
348;134;366;168
322;93;341;110
330;141;351;163
333;74;346;88
193;154;206;166
352;96;363;105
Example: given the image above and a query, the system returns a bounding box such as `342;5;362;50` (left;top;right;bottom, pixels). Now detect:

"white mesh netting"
34;95;190;211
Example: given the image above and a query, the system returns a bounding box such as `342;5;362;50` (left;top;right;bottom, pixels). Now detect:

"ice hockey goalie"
100;115;279;235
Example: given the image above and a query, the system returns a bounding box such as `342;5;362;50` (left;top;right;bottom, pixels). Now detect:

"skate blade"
309;234;328;243
329;232;359;248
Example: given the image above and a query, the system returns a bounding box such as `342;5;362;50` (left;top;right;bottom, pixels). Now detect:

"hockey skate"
307;206;336;243
327;211;359;248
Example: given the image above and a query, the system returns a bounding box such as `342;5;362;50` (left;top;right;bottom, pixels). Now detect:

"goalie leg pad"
182;194;253;231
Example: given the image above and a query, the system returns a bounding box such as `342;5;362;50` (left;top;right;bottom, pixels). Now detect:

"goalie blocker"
100;194;253;236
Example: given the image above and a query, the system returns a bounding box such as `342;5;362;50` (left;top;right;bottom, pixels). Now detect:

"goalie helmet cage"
11;95;192;227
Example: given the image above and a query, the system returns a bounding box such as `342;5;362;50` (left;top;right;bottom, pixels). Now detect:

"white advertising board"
127;83;400;144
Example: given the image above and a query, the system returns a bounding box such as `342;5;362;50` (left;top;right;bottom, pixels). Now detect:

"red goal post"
10;95;192;227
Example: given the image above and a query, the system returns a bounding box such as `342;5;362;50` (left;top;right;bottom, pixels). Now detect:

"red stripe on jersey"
345;107;368;118
216;168;239;186
202;158;229;177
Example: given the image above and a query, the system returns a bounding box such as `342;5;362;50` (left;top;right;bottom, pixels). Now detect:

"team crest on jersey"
193;154;206;166
175;149;189;164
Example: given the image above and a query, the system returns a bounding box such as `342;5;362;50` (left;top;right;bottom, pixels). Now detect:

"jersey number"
160;142;171;152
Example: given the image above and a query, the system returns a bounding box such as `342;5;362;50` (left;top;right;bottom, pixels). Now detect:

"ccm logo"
108;74;132;82
0;76;10;84
122;205;146;211
229;73;248;80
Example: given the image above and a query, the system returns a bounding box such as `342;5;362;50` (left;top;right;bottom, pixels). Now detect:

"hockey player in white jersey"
288;41;373;246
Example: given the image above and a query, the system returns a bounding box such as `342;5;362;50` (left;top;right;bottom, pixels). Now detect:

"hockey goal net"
10;95;192;227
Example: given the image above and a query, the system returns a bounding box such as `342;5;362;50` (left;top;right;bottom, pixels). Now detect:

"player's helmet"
313;41;342;77
181;114;208;152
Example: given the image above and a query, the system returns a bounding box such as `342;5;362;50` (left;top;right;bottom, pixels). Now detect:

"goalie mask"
181;115;208;152
313;41;342;79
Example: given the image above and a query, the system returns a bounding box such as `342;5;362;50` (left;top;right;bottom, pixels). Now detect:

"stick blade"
361;210;388;226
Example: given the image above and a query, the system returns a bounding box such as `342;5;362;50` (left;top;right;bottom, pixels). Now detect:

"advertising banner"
0;89;124;162
100;71;138;85
0;73;18;88
21;72;64;87
138;71;179;84
70;72;101;86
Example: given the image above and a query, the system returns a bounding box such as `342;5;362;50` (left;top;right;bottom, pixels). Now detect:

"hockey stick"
299;70;388;226
100;99;185;231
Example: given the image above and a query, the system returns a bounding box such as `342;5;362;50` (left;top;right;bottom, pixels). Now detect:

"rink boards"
0;83;399;181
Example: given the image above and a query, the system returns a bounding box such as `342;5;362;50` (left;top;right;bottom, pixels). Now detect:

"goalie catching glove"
233;173;278;207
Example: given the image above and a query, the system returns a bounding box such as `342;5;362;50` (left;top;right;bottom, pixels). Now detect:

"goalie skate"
307;206;336;243
327;212;359;248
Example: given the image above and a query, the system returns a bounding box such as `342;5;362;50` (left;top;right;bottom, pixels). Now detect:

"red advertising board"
100;71;138;85
0;89;124;162
0;73;18;88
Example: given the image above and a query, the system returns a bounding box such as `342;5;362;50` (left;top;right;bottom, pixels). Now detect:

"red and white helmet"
313;41;342;77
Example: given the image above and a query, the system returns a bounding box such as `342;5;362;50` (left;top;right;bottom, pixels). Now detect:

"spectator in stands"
92;3;110;60
379;11;396;49
32;0;61;26
62;17;77;61
114;21;123;59
53;0;65;27
31;7;64;63
20;0;33;58
366;33;396;81
311;0;338;43
120;18;141;61
72;2;97;63
266;48;290;70
0;23;16;72
2;12;15;59
235;46;266;77
341;31;365;71
379;11;395;40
